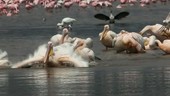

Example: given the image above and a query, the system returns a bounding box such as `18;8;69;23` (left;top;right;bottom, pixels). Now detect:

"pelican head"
100;25;110;40
85;38;93;48
60;28;69;44
74;40;84;51
62;28;69;35
44;42;54;64
104;24;110;30
120;30;128;34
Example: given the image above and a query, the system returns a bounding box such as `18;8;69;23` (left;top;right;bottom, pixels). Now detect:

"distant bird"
57;17;76;30
42;17;46;22
94;11;129;24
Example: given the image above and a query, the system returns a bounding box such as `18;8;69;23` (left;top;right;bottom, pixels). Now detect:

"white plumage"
57;17;76;30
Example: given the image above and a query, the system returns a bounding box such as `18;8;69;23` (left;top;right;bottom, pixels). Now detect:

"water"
0;4;170;96
1;66;170;96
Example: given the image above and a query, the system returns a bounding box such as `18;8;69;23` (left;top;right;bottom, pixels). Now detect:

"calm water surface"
1;66;170;96
0;5;170;96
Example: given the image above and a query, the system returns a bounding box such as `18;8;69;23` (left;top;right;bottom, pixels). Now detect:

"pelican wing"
114;11;129;20
163;12;170;26
165;12;170;20
94;14;110;21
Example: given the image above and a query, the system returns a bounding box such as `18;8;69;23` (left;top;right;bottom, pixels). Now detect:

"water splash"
0;49;10;67
28;44;47;59
52;43;89;67
15;42;90;68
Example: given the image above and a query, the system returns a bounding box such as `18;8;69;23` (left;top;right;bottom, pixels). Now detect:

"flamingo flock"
0;0;169;16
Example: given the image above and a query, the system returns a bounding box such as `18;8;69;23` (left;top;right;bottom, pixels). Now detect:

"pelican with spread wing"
139;12;170;41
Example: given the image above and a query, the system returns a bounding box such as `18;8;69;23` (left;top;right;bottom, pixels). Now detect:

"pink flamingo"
72;0;80;3
140;0;150;7
25;1;34;10
103;1;112;7
33;0;40;5
7;3;19;14
64;0;73;9
128;0;137;6
79;1;88;9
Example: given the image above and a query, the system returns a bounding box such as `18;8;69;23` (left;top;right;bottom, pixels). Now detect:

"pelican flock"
139;12;170;42
0;2;169;69
1;12;169;68
112;30;145;53
11;28;96;68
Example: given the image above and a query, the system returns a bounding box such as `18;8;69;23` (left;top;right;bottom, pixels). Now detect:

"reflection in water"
115;71;143;96
164;67;170;96
93;68;143;96
0;70;8;96
1;66;170;96
143;67;169;96
46;68;95;96
7;69;48;96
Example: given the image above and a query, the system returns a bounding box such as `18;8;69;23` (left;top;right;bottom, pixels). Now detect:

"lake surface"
0;4;170;96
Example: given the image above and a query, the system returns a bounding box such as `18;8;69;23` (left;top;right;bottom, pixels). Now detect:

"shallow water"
0;4;170;96
1;66;170;96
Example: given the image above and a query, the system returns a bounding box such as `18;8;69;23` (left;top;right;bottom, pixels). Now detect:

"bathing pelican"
99;24;117;50
94;11;129;24
163;12;170;28
74;40;95;63
139;23;170;42
112;30;145;53
57;17;76;30
11;42;91;68
143;35;158;50
50;28;74;46
72;37;93;49
140;12;170;41
155;39;170;54
43;42;90;67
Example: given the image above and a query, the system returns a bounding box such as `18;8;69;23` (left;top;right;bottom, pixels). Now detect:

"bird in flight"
94;11;130;24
